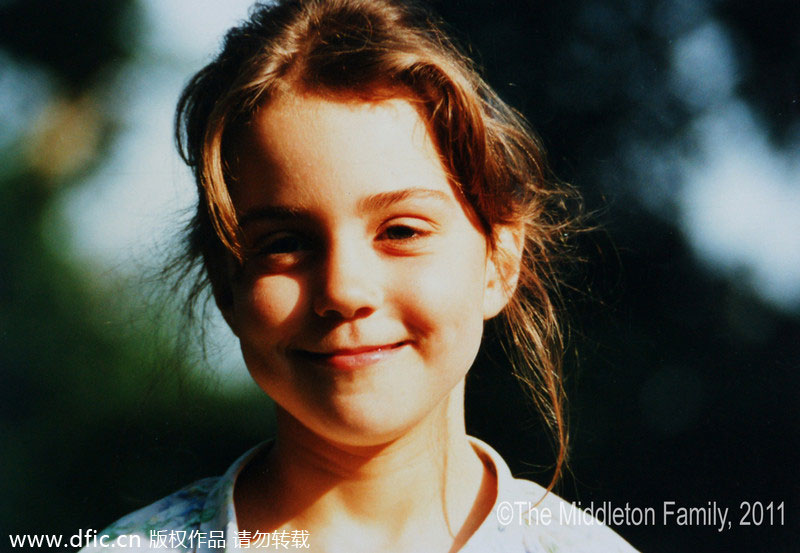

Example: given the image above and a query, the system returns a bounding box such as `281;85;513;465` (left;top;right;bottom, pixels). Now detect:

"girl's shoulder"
468;437;640;553
79;444;265;552
513;480;640;553
79;477;219;552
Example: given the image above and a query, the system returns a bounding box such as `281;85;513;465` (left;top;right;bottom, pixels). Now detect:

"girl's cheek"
238;275;304;332
398;249;487;335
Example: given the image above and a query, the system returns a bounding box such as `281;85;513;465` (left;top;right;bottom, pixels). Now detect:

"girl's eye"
377;219;434;251
260;233;304;254
248;232;311;272
382;224;422;241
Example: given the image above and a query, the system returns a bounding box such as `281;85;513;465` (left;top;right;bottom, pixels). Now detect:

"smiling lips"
296;342;410;371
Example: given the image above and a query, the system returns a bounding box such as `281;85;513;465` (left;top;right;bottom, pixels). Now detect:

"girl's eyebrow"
239;205;309;227
239;188;452;227
357;188;452;213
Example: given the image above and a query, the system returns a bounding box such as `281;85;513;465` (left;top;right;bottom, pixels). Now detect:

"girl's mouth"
295;341;410;371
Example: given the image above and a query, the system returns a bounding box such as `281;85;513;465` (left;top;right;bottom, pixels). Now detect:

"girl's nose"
312;241;382;320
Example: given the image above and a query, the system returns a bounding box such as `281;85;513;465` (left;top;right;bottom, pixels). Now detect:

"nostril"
312;247;382;319
312;277;380;319
313;292;377;319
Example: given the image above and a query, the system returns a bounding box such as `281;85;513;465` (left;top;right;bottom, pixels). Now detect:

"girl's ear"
483;223;524;320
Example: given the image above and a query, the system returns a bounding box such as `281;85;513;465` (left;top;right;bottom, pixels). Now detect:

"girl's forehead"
248;93;432;161
230;94;452;206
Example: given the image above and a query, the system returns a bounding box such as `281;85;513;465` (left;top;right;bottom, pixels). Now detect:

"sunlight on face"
224;94;510;446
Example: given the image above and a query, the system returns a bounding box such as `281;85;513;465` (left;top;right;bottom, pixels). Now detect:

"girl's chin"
309;416;421;448
278;405;433;450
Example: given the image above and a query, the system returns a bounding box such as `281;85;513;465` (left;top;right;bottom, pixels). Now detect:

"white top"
81;437;638;552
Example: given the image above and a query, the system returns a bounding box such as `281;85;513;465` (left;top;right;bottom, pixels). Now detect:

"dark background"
1;1;798;551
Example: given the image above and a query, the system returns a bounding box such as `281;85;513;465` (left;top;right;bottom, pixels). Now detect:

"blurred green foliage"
0;0;137;93
0;0;274;544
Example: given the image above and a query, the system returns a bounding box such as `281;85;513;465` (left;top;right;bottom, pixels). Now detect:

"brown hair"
175;0;578;488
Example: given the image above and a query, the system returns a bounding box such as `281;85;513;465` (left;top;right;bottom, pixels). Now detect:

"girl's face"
224;93;513;446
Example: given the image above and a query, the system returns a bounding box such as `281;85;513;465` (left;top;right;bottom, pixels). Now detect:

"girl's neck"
235;383;497;552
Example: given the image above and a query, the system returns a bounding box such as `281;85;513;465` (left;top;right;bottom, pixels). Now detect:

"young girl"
85;1;636;551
